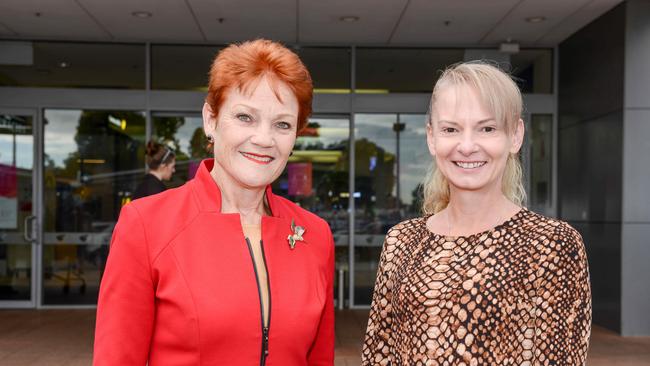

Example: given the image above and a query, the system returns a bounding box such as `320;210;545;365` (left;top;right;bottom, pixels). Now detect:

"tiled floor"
0;309;648;365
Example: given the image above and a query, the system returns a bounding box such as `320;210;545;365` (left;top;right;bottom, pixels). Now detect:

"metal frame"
0;43;558;309
0;107;39;308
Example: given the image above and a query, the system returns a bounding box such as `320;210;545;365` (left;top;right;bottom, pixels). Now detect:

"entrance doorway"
0;109;38;308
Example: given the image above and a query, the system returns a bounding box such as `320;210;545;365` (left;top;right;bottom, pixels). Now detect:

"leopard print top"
362;208;591;365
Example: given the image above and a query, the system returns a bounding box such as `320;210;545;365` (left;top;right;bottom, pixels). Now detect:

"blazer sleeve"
307;228;335;365
361;228;399;365
93;204;155;365
533;225;592;365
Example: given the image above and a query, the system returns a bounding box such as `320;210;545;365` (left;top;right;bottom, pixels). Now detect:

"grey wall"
558;3;625;333
622;0;650;336
560;0;650;336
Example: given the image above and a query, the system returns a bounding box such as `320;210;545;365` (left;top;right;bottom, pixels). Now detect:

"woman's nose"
249;123;274;147
456;131;478;155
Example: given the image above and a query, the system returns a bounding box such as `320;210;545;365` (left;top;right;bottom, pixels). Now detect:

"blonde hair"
422;61;527;215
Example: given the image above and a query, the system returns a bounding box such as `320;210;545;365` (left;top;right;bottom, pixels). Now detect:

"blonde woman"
362;62;591;365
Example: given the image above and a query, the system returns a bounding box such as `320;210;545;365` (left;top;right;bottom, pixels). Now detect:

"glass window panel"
398;114;429;220
151;45;221;90
0;114;34;301
151;113;211;188
271;116;350;306
0;42;145;89
296;47;350;92
43;109;145;305
511;49;553;94
529;114;553;214
356;48;464;93
353;114;400;305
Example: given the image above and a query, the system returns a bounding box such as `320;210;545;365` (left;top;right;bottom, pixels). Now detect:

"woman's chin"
446;177;494;193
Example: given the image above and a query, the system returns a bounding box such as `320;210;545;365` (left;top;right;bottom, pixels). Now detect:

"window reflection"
272;116;350;306
353;113;429;305
43;109;145;304
354;114;398;305
0;115;34;301
398;114;429;219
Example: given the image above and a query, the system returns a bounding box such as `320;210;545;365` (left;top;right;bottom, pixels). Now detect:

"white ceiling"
0;0;624;46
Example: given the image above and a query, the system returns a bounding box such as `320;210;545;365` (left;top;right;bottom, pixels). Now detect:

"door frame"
0;107;41;308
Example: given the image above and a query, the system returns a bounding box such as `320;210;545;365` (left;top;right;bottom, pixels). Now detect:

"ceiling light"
58;61;69;68
339;16;359;23
525;16;546;23
131;11;152;19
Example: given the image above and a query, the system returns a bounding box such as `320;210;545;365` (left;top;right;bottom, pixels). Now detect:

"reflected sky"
175;116;202;156
354;114;430;207
0;115;33;169
399;114;429;206
0;135;32;169
43;110;81;167
298;117;349;148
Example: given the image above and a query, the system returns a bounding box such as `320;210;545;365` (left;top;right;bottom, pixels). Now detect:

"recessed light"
525;16;546;23
58;61;69;68
132;11;152;19
339;16;360;23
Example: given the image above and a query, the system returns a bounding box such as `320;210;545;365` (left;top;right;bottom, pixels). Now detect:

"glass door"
42;109;145;306
0;109;37;308
351;113;429;307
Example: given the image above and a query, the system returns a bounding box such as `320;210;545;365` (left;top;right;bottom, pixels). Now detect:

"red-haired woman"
94;39;334;365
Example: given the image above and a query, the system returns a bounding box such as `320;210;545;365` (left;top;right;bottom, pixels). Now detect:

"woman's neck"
149;169;165;181
210;166;267;225
443;185;520;236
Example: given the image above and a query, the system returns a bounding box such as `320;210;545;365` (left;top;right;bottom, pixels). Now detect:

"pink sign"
287;162;313;197
0;163;17;198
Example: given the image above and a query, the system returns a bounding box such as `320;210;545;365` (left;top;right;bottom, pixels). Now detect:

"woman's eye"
482;126;496;132
236;113;252;122
276;121;292;130
442;127;457;133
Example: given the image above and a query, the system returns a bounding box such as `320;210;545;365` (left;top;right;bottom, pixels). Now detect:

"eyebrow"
437;118;495;125
232;104;297;120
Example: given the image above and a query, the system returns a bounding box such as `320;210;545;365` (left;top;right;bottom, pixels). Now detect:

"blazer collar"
190;159;279;216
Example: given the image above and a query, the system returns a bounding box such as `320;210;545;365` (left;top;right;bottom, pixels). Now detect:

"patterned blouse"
362;208;591;365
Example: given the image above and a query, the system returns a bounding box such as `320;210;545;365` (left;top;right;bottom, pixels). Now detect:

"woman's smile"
452;160;487;169
240;151;275;165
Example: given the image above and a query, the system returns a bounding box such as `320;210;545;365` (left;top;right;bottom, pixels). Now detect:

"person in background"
93;39;334;365
362;61;591;365
131;140;176;200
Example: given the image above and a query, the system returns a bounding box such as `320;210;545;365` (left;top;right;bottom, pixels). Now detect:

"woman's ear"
510;118;525;154
202;102;216;137
426;121;436;157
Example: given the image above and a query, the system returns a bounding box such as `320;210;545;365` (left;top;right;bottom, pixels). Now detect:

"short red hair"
206;39;313;132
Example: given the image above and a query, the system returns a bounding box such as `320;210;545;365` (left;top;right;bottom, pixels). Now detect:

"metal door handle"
23;215;36;242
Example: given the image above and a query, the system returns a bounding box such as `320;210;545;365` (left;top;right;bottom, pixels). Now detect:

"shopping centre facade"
0;0;648;335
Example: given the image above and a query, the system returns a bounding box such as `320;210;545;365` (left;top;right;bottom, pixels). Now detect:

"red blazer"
94;159;334;366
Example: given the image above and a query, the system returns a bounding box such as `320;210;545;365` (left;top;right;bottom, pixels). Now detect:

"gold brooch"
288;219;305;249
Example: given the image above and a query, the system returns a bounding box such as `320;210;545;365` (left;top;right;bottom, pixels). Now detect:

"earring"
206;135;213;143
